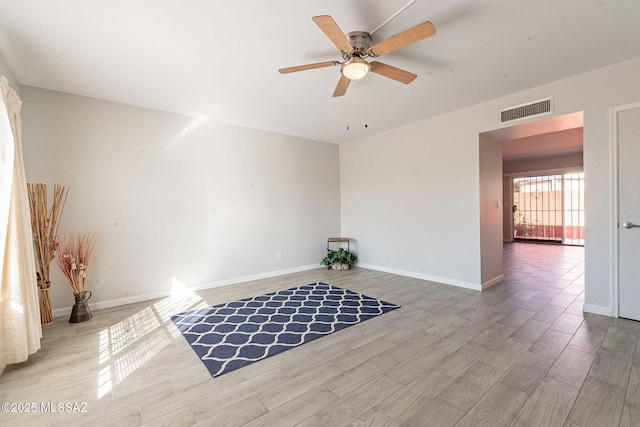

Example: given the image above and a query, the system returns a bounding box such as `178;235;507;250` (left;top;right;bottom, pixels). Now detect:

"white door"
619;106;640;321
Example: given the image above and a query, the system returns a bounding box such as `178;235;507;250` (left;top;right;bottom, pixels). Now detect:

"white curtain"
0;76;41;368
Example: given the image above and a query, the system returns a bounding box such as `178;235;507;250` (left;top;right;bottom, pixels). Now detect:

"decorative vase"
69;291;92;323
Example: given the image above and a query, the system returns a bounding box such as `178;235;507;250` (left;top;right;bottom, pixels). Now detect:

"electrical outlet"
276;251;282;261
429;254;434;262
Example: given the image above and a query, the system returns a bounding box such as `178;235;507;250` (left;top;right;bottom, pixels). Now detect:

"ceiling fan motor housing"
346;31;372;57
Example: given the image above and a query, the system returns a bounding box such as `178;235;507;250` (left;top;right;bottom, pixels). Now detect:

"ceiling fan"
279;15;436;97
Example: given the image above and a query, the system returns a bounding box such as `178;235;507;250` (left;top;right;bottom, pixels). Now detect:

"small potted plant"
321;247;357;270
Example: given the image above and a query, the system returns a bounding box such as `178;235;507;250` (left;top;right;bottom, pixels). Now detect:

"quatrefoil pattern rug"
171;282;399;377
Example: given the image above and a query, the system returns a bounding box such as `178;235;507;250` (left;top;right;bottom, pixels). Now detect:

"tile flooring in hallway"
1;242;639;426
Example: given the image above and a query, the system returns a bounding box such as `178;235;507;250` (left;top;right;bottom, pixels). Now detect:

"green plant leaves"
320;247;357;266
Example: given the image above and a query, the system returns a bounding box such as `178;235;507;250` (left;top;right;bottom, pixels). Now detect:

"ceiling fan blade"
370;61;417;84
369;21;436;57
312;15;353;53
279;61;339;74
332;75;351;97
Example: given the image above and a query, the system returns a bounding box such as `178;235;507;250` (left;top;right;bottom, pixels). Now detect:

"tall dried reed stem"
54;231;100;295
27;183;68;325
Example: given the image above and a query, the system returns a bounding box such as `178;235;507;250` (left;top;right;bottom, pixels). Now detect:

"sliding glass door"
562;173;585;245
513;172;584;245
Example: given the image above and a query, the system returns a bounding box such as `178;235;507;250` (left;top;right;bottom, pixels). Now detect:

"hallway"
502;242;584;306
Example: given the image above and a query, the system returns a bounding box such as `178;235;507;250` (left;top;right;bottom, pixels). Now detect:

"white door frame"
610;101;640;318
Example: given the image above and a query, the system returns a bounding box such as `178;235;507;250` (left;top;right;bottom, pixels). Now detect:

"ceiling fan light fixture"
341;58;370;80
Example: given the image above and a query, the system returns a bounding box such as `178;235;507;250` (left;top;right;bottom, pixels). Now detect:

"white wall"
340;113;486;289
341;57;640;315
479;135;504;286
20;87;341;313
0;51;20;95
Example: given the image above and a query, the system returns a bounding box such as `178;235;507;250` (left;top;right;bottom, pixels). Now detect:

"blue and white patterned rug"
171;282;400;377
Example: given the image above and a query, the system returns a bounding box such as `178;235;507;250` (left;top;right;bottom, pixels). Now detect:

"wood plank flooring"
1;242;639;426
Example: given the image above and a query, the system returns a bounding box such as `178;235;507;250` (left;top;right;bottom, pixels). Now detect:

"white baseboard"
482;275;505;290
582;303;615;317
357;263;484;291
52;264;323;318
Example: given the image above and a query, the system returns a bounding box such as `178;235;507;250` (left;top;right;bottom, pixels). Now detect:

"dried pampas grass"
54;231;100;295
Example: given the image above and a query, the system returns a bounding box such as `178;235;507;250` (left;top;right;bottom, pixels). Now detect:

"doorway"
478;111;585;293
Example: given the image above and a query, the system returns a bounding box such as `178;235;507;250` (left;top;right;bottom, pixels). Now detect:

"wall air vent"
500;97;553;123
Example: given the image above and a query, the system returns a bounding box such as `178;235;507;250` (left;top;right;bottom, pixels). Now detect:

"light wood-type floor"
2;242;639;426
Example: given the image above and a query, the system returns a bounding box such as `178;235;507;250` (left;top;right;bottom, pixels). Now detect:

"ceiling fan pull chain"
364;78;368;129
346;87;350;130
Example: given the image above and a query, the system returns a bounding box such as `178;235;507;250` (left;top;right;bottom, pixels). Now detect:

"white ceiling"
502;127;584;162
0;0;639;144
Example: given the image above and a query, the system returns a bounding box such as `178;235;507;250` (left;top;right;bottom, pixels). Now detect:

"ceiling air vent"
500;97;553;123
